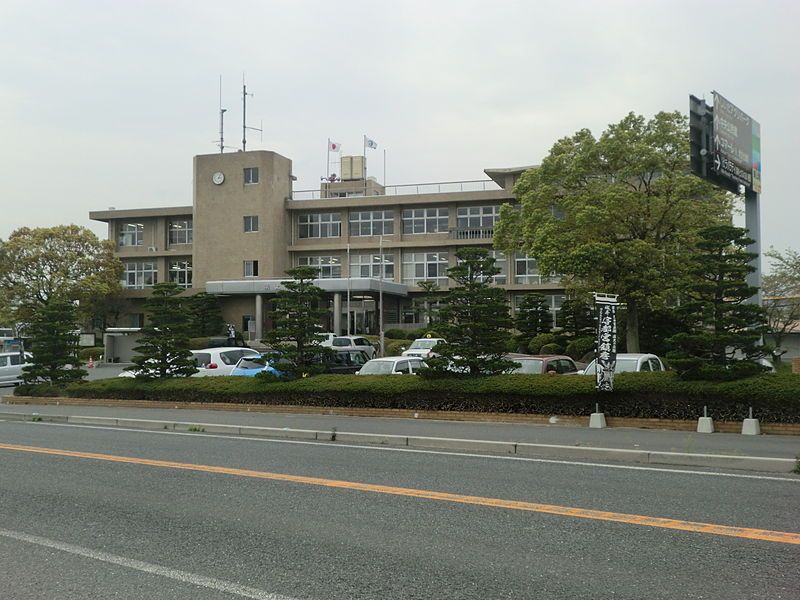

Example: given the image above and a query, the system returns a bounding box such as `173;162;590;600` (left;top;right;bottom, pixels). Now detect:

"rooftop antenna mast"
213;76;236;153
241;73;262;152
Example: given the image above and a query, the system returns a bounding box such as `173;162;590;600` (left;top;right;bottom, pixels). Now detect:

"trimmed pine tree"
22;299;86;385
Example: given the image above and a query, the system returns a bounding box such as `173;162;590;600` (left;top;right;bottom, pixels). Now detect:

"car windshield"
332;338;351;347
359;361;395;374
409;340;438;350
512;359;544;374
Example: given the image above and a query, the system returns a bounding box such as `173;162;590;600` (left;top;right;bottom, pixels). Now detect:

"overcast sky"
2;0;798;256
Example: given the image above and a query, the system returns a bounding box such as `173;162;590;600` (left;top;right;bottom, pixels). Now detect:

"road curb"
1;411;797;473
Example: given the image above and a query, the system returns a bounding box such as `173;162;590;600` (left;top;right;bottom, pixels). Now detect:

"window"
244;260;259;277
349;253;394;279
514;253;539;284
298;256;341;278
244;216;259;233
457;250;506;284
401;251;449;286
119;223;144;247
402;208;448;234
168;219;192;245
168;259;192;288
457;205;500;228
349;210;393;236
298;213;341;239
244;167;259;184
122;261;157;289
242;315;254;333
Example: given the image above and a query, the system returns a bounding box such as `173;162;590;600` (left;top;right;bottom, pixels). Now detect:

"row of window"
291;251;549;286
297;206;501;239
122;260;193;289
119;220;194;247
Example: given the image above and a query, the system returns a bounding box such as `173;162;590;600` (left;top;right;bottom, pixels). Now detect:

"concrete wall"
193;151;292;285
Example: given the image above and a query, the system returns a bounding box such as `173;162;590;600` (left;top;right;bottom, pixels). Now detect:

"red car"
505;353;580;375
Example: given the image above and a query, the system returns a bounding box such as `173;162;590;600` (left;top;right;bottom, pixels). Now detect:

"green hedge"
15;372;800;423
79;347;104;361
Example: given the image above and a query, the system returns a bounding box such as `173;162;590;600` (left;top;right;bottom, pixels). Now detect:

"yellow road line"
1;442;798;546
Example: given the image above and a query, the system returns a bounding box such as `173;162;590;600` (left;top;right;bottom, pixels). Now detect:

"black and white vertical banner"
595;299;618;392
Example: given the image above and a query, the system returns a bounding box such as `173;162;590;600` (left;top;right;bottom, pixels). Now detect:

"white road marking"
0;527;299;600
6;419;800;483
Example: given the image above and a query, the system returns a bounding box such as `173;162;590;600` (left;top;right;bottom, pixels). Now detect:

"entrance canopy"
206;277;408;297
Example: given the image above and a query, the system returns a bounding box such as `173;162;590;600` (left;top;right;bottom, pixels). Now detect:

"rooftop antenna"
241;73;262;152
213;75;235;153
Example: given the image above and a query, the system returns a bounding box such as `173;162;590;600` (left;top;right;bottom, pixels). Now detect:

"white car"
331;336;376;359
581;353;665;375
401;338;446;359
0;351;32;386
119;347;260;377
356;356;427;375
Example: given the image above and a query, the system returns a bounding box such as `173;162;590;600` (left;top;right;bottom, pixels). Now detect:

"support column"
255;294;264;341
333;292;342;335
744;188;762;305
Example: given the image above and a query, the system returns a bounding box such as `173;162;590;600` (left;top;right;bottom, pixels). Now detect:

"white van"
0;351;32;386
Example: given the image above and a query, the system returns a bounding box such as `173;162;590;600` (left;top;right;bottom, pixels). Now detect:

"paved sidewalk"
2;399;799;460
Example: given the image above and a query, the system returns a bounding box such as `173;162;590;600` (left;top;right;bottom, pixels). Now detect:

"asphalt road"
0;420;798;599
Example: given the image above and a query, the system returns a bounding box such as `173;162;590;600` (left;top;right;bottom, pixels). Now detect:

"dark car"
505;353;580;375
321;349;371;374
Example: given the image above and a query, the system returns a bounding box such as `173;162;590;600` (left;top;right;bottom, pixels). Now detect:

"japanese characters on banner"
595;301;617;392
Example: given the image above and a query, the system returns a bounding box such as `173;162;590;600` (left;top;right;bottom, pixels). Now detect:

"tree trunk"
625;300;640;353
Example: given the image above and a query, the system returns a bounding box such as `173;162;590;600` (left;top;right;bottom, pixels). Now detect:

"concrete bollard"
697;406;714;433
589;404;607;429
741;407;761;435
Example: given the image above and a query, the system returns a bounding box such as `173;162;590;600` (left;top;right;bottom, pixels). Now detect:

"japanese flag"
329;140;342;152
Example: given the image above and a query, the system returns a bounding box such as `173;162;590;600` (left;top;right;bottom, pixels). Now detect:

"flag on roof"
328;140;342;152
364;136;378;150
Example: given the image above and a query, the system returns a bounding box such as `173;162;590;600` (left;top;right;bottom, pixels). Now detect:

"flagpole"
347;243;351;336
363;134;367;197
383;148;386;188
326;138;330;183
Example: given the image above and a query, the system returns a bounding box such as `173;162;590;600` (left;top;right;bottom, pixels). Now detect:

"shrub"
565;337;595;361
79;347;105;361
384;329;409;340
528;333;556;354
539;343;563;355
17;371;800;423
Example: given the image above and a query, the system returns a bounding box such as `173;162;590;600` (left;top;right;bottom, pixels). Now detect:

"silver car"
0;351;32;386
581;353;665;375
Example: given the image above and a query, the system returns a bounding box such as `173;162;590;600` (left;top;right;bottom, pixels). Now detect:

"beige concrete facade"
91;150;565;337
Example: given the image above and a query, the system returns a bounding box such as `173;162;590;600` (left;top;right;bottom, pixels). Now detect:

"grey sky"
2;0;797;254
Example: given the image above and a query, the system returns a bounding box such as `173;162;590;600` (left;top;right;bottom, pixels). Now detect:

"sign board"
712;92;761;193
594;294;618;392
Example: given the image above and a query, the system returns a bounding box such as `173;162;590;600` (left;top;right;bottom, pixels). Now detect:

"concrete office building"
90;150;565;340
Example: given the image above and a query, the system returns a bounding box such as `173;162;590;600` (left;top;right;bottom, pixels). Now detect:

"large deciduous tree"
0;225;122;324
495;111;732;352
763;248;800;362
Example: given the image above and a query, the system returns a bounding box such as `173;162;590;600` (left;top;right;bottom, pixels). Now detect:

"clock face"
212;171;225;185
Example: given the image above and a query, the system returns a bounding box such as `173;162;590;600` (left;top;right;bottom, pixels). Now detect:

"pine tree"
428;247;516;376
266;266;331;376
667;225;768;380
187;292;225;337
128;283;197;379
22;299;86;385
515;293;552;351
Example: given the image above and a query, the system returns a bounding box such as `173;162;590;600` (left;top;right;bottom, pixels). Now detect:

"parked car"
0;351;32;386
401;338;446;359
506;354;580;375
580;353;665;375
321;349;371;374
317;333;337;347
356;356;427;375
229;354;290;378
119;347;260;378
331;336;376;359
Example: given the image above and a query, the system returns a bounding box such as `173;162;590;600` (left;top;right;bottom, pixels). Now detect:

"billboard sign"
712;92;761;193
